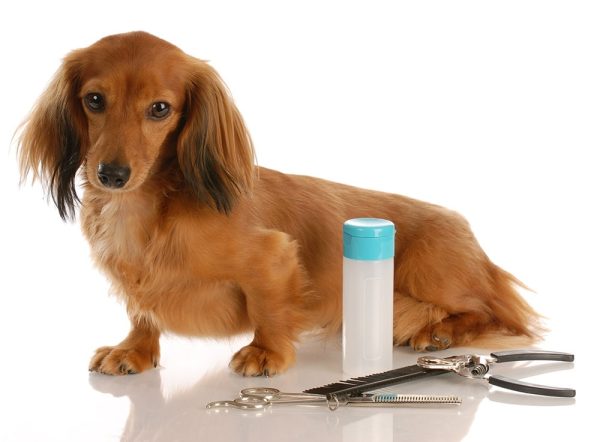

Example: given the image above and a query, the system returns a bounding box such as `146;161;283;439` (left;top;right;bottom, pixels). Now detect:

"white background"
1;1;598;441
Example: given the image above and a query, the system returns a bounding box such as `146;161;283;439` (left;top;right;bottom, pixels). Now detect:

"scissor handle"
491;350;574;363
240;387;281;399
488;375;576;398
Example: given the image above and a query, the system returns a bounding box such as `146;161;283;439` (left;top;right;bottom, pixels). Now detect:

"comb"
348;393;462;406
303;364;446;398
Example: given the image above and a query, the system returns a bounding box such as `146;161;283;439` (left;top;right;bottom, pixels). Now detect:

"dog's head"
18;31;255;220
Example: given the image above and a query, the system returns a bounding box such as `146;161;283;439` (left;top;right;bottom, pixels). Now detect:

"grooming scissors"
206;387;461;411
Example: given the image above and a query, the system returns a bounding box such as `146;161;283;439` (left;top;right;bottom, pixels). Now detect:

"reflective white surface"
1;1;598;440
0;297;589;441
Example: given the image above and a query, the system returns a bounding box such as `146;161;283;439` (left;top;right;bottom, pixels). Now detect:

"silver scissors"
206;387;332;410
206;387;460;411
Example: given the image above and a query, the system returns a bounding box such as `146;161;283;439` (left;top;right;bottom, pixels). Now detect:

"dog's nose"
97;163;131;189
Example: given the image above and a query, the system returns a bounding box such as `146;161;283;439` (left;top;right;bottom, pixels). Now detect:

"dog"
18;31;540;376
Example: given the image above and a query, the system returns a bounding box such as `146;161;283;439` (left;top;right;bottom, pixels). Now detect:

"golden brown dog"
18;32;540;376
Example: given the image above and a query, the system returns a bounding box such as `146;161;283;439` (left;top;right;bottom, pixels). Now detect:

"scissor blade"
347;394;461;407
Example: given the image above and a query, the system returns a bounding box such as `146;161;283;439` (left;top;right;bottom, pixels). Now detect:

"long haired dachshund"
18;32;540;376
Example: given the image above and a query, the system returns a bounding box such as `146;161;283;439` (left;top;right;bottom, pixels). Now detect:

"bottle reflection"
343;413;393;442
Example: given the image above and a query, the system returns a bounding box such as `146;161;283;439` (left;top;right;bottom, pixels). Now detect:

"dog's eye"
149;102;171;120
84;93;105;112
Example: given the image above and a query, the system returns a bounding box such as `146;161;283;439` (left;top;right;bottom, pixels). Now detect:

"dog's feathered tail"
469;263;545;349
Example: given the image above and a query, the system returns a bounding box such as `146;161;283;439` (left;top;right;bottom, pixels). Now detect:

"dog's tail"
469;263;544;349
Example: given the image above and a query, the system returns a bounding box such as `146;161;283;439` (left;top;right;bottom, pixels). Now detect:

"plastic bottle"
343;218;395;376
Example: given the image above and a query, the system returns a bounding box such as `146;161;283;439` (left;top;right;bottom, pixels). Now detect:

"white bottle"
343;218;395;376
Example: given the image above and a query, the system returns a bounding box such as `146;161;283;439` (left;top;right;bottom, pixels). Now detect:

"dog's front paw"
230;344;293;376
89;346;159;375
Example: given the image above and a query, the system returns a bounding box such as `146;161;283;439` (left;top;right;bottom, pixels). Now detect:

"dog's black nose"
97;163;131;189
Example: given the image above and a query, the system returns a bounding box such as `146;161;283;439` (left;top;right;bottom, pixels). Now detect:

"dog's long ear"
177;60;255;214
18;53;86;221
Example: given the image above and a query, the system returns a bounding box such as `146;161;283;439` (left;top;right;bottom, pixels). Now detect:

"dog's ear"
177;60;255;214
18;52;86;221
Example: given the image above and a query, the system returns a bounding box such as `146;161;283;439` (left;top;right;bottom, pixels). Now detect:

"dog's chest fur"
80;190;251;336
82;191;159;294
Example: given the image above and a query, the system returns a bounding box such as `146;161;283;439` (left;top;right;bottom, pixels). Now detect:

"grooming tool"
303;363;447;398
206;388;326;410
304;349;574;399
205;387;460;411
206;349;573;411
417;349;575;397
340;393;461;408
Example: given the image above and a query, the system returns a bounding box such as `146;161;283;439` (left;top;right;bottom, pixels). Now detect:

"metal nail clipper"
417;349;575;397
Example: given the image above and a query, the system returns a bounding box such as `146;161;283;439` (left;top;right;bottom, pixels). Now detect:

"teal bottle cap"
343;218;395;260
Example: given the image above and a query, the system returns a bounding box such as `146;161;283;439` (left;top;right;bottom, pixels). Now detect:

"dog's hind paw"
408;319;457;352
409;312;488;351
229;344;293;377
89;345;159;375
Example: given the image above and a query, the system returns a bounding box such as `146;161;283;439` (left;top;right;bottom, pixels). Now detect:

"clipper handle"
488;375;576;398
491;350;574;363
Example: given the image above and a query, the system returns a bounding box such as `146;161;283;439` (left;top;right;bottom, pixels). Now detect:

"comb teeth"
303;364;447;397
372;394;462;404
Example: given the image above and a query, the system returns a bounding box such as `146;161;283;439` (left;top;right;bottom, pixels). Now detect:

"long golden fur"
18;32;540;376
